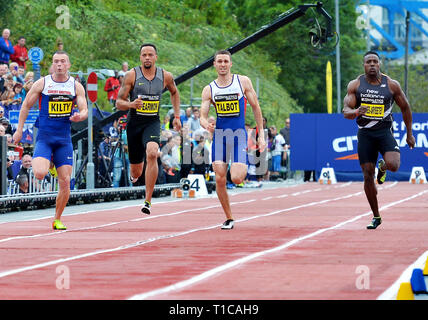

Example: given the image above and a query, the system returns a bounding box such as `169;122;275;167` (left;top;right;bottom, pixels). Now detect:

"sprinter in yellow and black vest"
343;51;415;230
116;43;181;215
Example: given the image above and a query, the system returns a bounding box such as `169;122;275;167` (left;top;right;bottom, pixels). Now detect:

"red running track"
0;182;427;300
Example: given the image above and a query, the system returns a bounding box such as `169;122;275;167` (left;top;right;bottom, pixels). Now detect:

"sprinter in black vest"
117;43;181;215
343;51;415;229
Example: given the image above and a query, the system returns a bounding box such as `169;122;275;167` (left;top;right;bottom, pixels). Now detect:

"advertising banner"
290;113;428;180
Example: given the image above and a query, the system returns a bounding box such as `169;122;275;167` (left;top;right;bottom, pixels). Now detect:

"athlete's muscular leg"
144;141;159;204
380;151;400;172
130;163;144;182
230;162;247;185
55;164;72;220
32;157;51;181
213;161;233;221
361;162;380;218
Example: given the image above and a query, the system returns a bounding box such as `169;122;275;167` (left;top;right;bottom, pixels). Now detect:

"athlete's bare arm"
164;70;181;131
239;75;266;151
388;77;415;149
343;78;365;119
116;69;142;111
200;85;214;133
12;78;45;144
70;81;88;122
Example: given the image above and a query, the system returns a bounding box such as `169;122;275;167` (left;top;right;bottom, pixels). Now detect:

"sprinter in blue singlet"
13;51;88;230
200;50;266;230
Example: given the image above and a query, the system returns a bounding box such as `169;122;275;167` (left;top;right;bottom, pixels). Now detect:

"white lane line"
0;182;307;226
0;188;369;279
377;250;428;300
0;185;329;244
128;188;428;300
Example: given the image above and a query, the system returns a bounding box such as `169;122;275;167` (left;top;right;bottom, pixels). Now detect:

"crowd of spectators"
96;108;292;190
1;27;293;195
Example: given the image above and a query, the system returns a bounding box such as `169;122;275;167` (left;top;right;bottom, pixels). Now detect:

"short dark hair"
53;50;71;63
214;50;231;61
364;51;379;58
140;43;157;53
16;174;28;185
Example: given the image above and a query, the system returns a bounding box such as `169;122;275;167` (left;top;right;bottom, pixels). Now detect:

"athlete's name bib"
361;103;384;120
48;95;73;118
136;94;160;116
214;94;240;117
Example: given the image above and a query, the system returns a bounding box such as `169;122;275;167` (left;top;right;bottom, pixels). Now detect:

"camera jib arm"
71;2;334;145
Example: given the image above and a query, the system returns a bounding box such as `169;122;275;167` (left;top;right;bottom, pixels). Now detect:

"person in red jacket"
10;37;28;69
104;70;120;108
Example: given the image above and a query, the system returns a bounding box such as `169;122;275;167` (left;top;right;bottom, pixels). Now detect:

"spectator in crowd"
0;29;14;65
112;127;130;188
22;72;34;96
5;151;14;180
1;117;12;135
9;62;23;84
192;131;210;176
56;38;64;51
162;114;170;130
15;173;29;193
0;105;4;119
180;107;192;125
17;66;25;82
269;125;286;177
16;153;32;182
280;117;290;147
12;82;25;104
121;61;128;73
180;123;193;178
117;71;125;86
23;71;33;83
5;133;12;144
1;77;21;118
188;107;201;133
0;122;5;136
10;36;28;70
252;116;268;182
98;133;112;161
104;70;120;108
1;74;15;108
160;135;180;181
0;64;8;95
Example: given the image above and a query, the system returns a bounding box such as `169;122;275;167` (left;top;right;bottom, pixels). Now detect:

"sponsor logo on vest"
48;100;73;118
361;103;384;119
136;94;160;115
214;94;240;117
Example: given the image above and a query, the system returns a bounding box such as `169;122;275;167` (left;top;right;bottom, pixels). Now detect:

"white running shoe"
221;219;234;230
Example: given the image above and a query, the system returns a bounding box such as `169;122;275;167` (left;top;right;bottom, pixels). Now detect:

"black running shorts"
357;126;400;165
126;120;160;164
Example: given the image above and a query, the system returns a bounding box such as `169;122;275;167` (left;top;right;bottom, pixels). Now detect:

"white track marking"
0;183;309;226
129;188;428;300
0;187;369;279
0;184;338;244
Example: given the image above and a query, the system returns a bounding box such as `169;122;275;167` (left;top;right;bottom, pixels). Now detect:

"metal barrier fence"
0;182;216;213
7;168;59;195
